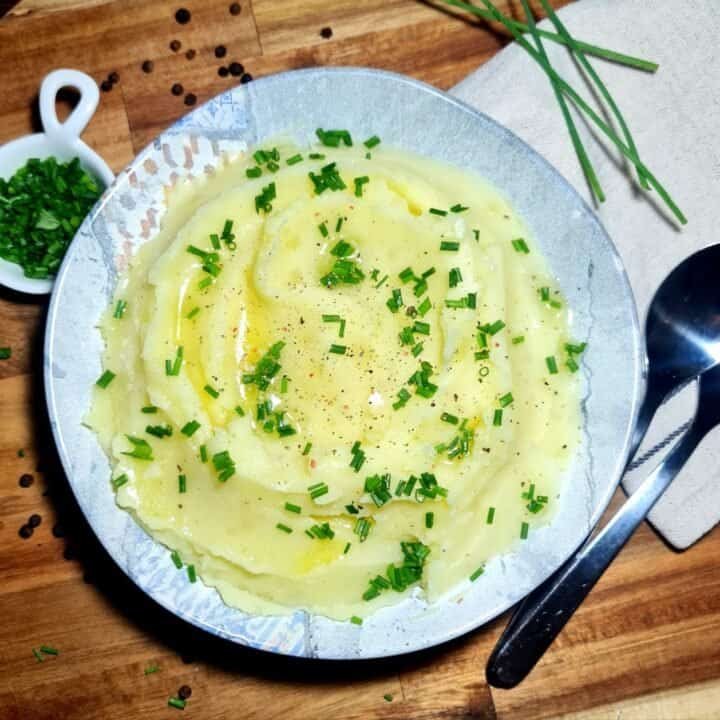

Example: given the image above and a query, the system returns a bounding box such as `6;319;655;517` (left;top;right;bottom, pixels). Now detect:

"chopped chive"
255;181;277;214
450;203;469;213
440;240;460;251
168;697;186;710
38;645;58;656
512;335;525;345
493;409;503;426
112;473;128;490
235;405;245;416
393;387;411;410
421;267;436;279
480;320;506;336
96;370;116;388
316;128;353;147
170;550;182;569
486;507;495;524
374;273;389;289
329;344;347;355
309;152;325;160
209;233;221;250
353;176;370;197
499;392;514;407
441;412;459;425
565;342;587;355
187;565;197;583
345;504;359;515
199;444;208;463
140;406;157;415
198;276;213;290
470;566;485;582
429;208;448;216
145;424;172;439
546;356;559;374
417;297;432;316
0;347;11;360
412;321;430;336
186;244;208;259
280;375;289;393
425;511;434;528
246;166;262;178
286;153;303;166
335;216;344;232
399;267;415;283
566;357;580;373
308;482;329;500
448;267;462;288
203;384;220;398
181;420;200;437
350;615;363;625
473;229;480;241
511;238;530;253
364;135;381;149
276;523;293;534
166;346;184;376
411;342;424;357
302;442;312;456
186;306;200;320
539;286;550;302
32;649;43;663
113;299;127;319
520;522;530;540
178;474;187;493
122;436;154;461
284;502;302;514
386;288;403;313
144;664;160;675
318;221;329;237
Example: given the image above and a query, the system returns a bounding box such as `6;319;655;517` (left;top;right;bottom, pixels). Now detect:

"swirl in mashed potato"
89;137;580;620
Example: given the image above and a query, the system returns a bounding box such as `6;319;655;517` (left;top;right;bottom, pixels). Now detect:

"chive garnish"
285;502;302;514
335;216;344;232
0;347;11;360
144;664;160;675
113;300;127;319
171;550;182;569
486;507;495;524
450;203;468;213
350;615;363;625
316;128;353;147
286;154;303;166
449;267;462;288
122;436;154;461
386;288;403;313
411;342;424;357
308;482;329;500
39;645;59;656
187;565;197;582
329;344;347;355
566;342;587;355
242;340;285;390
199;444;208;463
429;208;448;216
276;523;293;534
185;306;200;320
181;420;200;437
546;356;559;374
309;152;325;160
32;648;43;663
165;346;184;376
493;409;503;426
197;276;212;290
373;274;388;289
512;335;525;345
441;413;459;425
440;240;460;251
145;424;172;439
353;176;369;197
96;370;116;388
112;473;128;490
255;182;276;214
178;474;187;493
412;321;430;336
318;221;329;237
212;450;236;481
480;320;506;336
470;566;485;582
499;392;514;407
354;517;373;542
512;238;530;253
393;387;411;410
520;522;530;540
309;162;347;195
350;442;366;472
203;384;220;398
246;166;262;178
168;698;186;710
302;442;312;456
364;135;381;149
425;511;434;528
566;357;580;373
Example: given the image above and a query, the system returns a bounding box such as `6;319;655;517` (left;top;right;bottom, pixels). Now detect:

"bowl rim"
44;65;644;659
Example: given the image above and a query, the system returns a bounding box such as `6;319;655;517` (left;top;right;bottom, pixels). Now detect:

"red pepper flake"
310;459;317;469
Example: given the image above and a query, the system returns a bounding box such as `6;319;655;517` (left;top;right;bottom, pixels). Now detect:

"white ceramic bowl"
0;69;114;294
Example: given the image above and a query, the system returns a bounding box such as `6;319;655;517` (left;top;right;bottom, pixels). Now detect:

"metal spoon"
486;244;720;688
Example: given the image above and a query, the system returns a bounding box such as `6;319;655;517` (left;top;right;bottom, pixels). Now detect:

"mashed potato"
89;137;580;620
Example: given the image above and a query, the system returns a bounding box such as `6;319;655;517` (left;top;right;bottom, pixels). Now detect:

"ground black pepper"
19;525;33;539
175;8;191;24
28;514;42;528
171;83;184;96
170;39;182;52
184;93;197;106
19;473;34;488
320;27;333;39
229;2;241;15
185;49;196;60
109;71;120;84
178;685;192;700
52;523;65;538
215;45;227;59
229;61;244;76
218;66;229;77
100;80;112;92
142;60;154;74
240;72;253;84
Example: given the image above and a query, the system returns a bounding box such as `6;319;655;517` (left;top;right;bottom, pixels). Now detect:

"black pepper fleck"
320;27;333;39
108;71;120;84
19;473;34;488
171;83;184;96
52;523;65;538
19;525;33;539
28;514;42;528
229;2;241;15
185;48;196;60
170;39;182;52
141;60;154;73
100;80;112;92
229;61;244;77
178;685;192;700
175;8;191;24
218;66;229;77
184;93;197;106
215;45;227;59
240;72;253;84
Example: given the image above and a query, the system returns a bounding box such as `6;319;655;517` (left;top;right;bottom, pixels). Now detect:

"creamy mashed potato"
89;137;580;620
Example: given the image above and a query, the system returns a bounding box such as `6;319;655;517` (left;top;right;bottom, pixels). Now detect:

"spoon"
486;244;720;688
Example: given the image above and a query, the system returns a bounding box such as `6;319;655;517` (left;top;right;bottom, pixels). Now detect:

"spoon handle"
486;419;706;689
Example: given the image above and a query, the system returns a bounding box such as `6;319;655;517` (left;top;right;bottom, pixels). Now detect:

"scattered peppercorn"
171;83;184;96
170;39;182;52
19;474;34;488
52;523;65;538
100;80;112;92
229;2;241;15
184;93;197;106
218;66;229;77
215;45;227;58
19;525;33;539
141;60;154;74
108;71;120;84
175;8;191;24
28;514;42;528
185;49;196;60
178;685;192;700
229;61;244;77
320;27;333;39
240;73;253;84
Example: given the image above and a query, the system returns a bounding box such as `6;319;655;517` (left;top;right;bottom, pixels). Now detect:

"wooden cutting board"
1;2;719;718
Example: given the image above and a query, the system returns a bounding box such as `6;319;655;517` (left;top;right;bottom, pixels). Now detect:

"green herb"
32;648;43;663
445;293;476;309
393;387;411;410
345;503;360;515
329;344;347;355
284;502;302;514
246;166;262;178
493;409;503;427
354;517;373;542
470;566;485;582
212;450;236;482
566;356;580;373
450;203;468;213
386;288;403;313
187;564;197;583
520;521;530;540
203;384;220;398
146;424;172;438
486;506;495;524
511;238;530;253
178;474;187;493
276;523;293;534
235;406;245;417
286;154;303;166
0;347;11;360
112;473;128;490
440;240;460;251
425;511;434;528
350;441;366;472
122;436;154;461
318;221;329;237
309;152;326;160
309;162;347;194
0;157;102;279
362;540;430;600
144;664;160;675
255;182;276;214
353;176;369;197
181;420;200;437
512;335;525;345
168;697;186;710
96;370;116;388
436;420;474;460
417;297;432;317
185;306;200;320
499;392;514;407
308;481;329;500
197;276;213;290
441;413;459;425
565;342;587;355
479;320;505;336
429;208;448;216
335;217;345;232
113;300;128;319
242;341;285;390
316;128;353;147
302;442;312;456
407;360;438;399
308;522;335;539
412;320;430;335
449;267;462;288
546;355;559;374
350;615;363;625
321;256;364;287
384;694;393;702
199;444;208;463
322;314;346;337
364;135;381;149
170;550;183;569
165;346;184;376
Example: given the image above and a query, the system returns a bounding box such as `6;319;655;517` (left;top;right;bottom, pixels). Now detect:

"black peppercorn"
185;49;196;60
170;39;182;52
171;83;184;96
240;73;253;84
175;8;191;24
109;71;120;84
229;2;241;15
218;66;229;78
229;61;244;77
28;514;42;528
19;525;33;539
142;60;154;74
100;80;112;92
320;27;333;39
184;93;197;106
178;685;192;700
215;45;227;59
19;473;34;488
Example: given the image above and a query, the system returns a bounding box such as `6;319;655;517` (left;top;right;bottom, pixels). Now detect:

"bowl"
44;67;642;659
0;69;115;294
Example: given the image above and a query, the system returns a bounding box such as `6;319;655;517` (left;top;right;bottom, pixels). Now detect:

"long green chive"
440;240;460;251
203;384;220;398
499;392;514;407
520;521;530;540
286;154;303;166
181;420;200;437
353;176;370;197
329;344;347;355
199;444;208;463
450;203;468;213
429;208;448;216
364;135;381;149
441;412;459;425
113;300;127;319
96;370;116;388
470;566;485;582
178;474;187;493
486;506;495;524
302;442;312;456
168;697;186;710
284;502;302;514
166;346;184;376
546;356;559;374
425;511;434;528
308;482;329;500
187;565;197;583
493;409;503;426
276;523;293;534
512;335;525;345
170;550;182;569
511;238;530;254
480;320;506;336
112;473;128;490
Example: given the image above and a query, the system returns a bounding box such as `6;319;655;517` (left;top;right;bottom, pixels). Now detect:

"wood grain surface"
1;1;719;718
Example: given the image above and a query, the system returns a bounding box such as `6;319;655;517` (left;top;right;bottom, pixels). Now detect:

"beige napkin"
450;0;720;549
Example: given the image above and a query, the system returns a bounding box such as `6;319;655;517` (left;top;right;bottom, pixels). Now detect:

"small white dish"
0;69;114;295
